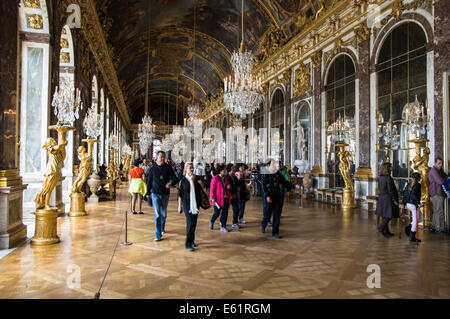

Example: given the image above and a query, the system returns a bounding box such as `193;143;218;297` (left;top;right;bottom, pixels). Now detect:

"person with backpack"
403;172;423;243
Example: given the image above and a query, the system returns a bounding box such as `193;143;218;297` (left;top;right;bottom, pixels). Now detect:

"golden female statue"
413;146;431;203
71;146;92;193
35;137;67;209
338;150;353;191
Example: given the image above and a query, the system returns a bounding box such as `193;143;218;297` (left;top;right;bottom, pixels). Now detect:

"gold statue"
336;143;356;209
72;146;92;193
338;150;354;192
413;146;431;203
409;139;432;228
35;137;67;209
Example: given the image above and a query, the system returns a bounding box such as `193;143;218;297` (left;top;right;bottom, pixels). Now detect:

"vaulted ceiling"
95;0;327;124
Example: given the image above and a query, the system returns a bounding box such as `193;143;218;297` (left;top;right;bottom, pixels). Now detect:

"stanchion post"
121;210;132;246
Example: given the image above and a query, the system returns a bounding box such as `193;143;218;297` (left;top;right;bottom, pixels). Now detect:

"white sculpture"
293;120;307;160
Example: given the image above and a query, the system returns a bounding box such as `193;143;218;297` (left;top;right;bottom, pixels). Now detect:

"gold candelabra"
31;125;75;245
336;143;356;209
69;139;97;217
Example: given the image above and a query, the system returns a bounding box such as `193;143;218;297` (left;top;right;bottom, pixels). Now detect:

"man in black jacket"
145;151;178;241
261;159;294;239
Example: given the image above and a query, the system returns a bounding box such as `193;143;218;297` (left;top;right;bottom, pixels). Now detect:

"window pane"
392;62;408;93
335;85;344;107
378;34;391;63
392;23;408;58
345;81;355;106
378;69;391;97
392;92;407;122
409;56;427;89
24;47;44;173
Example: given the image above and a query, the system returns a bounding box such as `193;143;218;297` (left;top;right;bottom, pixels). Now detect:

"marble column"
284;76;292;166
312;61;322;174
0;0;27;249
433;0;450;160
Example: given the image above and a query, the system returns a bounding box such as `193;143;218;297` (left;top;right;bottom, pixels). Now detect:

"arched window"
376;22;427;191
59;25;75;203
105;97;110;164
270;89;284;162
99;89;105;165
325;54;356;188
91;76;98;169
19;0;51;210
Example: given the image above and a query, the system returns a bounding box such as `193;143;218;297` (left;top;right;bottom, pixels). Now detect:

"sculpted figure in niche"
293;120;306;160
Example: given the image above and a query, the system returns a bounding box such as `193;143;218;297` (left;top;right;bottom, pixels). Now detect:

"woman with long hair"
404;172;423;243
178;162;203;251
376;162;399;237
128;158;147;215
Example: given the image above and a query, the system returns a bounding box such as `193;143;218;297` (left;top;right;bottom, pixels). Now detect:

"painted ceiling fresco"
97;0;322;123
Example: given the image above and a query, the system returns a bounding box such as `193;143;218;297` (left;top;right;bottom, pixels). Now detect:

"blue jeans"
151;193;169;239
262;192;267;217
238;201;246;220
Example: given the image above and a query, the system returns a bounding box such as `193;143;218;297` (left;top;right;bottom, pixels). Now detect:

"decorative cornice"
74;0;131;129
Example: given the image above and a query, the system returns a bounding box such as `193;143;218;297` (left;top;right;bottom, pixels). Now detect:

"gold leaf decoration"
294;63;312;97
60;52;70;63
24;0;40;8
60;38;69;48
27;14;43;29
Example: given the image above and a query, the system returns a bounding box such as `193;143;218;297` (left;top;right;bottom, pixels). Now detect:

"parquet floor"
1;186;450;299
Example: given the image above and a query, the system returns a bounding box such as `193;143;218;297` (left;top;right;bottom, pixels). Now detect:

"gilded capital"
312;51;322;68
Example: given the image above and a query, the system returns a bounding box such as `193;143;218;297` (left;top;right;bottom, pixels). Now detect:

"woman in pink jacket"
209;165;232;232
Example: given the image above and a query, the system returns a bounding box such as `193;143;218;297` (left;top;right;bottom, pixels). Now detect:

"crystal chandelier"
52;77;83;126
223;0;263;118
122;144;132;156
231;117;243;129
404;95;430;139
328;114;355;143
109;134;119;150
159;136;174;152
377;112;400;149
138;113;155;148
83;104;103;139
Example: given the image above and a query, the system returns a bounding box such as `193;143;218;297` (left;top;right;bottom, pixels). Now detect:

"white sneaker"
231;224;240;229
154;238;161;241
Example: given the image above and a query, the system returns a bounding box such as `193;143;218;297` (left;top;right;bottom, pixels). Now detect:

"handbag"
198;186;211;210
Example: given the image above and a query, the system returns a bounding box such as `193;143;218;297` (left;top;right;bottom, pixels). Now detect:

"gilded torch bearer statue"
69;105;102;217
31;79;80;245
405;96;432;228
336;144;356;209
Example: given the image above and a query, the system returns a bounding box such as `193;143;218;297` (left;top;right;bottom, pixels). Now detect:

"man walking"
145;151;178;241
429;157;447;233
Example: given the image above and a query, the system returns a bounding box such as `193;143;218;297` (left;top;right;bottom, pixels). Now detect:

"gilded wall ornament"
60;52;70;63
354;22;370;43
312;51;322;68
24;0;40;8
27;14;43;29
294;64;312;97
61;38;69;48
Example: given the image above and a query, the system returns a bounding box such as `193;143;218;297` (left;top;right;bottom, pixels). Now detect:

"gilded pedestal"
69;192;86;217
31;208;60;245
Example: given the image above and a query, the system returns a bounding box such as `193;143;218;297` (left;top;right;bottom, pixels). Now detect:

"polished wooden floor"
1;186;450;299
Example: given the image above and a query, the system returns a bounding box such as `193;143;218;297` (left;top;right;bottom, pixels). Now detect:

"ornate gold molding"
60;38;69;48
60;52;70;63
24;0;40;8
311;166;323;175
354;167;373;179
70;0;131;129
312;51;322;68
293;63;312;97
26;14;43;29
0;170;23;187
354;22;371;43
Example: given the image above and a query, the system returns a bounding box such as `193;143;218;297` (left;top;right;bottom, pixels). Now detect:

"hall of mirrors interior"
0;0;450;299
